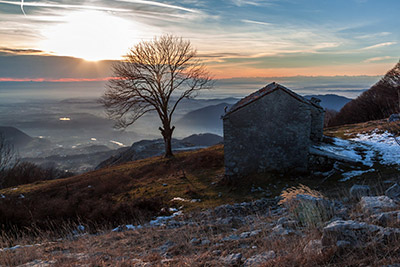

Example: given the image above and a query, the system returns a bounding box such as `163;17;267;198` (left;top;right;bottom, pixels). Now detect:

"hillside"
1;120;400;266
96;133;223;169
0;126;32;148
2;119;400;229
331;60;400;126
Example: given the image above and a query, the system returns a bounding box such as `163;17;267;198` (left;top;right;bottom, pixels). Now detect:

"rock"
370;211;400;227
216;216;246;227
276;217;297;228
239;229;262;238
303;239;323;255
389;114;400;122
243;251;276;266
157;241;175;254
349;184;371;199
201;239;211;245
222;234;241;241
360;196;397;214
18;260;57;267
270;224;294;236
385;183;400;200
321;220;381;247
221;253;242;265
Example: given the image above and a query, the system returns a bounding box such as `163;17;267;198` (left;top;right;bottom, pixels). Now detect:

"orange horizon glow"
207;62;394;79
0;77;112;82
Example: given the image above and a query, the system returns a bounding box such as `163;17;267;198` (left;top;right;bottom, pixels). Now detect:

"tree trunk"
159;125;175;158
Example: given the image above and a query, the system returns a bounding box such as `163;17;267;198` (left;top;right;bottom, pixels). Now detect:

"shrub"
279;184;334;228
0;161;73;189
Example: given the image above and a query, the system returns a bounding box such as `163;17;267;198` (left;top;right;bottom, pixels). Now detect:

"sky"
0;0;399;80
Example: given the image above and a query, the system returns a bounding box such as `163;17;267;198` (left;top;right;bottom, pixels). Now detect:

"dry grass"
1;208;399;266
279;184;325;206
324;118;400;140
279;185;333;228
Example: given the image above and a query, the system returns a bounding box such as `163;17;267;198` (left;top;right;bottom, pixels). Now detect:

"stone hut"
222;82;324;177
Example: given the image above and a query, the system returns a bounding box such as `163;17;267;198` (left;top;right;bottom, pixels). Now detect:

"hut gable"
223;82;324;177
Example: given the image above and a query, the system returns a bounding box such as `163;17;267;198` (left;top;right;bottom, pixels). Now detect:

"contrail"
21;0;26;16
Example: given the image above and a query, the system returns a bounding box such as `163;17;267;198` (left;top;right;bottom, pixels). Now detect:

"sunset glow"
40;11;145;61
0;0;398;79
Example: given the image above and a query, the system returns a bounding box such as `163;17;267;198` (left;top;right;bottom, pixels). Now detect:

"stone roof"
223;82;323;118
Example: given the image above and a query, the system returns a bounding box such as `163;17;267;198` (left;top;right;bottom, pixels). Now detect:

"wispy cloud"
241;19;271;26
361;42;397;50
117;0;200;13
364;56;395;63
356;32;391;39
231;0;273;7
0;47;45;54
0;0;129;12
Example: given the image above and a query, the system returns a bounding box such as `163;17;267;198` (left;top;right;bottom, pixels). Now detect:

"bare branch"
100;35;213;157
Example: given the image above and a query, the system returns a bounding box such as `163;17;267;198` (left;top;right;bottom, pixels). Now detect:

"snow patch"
351;131;400;167
171;197;189;202
340;169;375;182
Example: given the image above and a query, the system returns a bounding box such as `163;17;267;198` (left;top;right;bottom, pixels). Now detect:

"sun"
40;11;148;61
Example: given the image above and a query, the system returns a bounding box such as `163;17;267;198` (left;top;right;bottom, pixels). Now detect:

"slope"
331;60;400;125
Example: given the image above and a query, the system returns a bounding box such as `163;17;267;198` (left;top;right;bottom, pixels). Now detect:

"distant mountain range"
0;126;33;148
176;103;231;134
304;94;351;111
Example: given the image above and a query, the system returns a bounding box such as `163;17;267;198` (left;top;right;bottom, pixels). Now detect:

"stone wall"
223;89;312;177
310;106;325;142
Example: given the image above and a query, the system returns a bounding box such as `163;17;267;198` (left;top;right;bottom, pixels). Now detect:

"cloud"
241;19;271;26
355;32;391;39
0;0;129;12
231;0;272;7
0;47;45;54
116;0;200;13
361;42;397;50
363;56;395;63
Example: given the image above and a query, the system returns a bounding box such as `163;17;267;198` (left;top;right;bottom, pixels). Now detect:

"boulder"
321;220;381;247
221;253;242;265
322;219;400;248
385;183;400;200
349;185;371;199
360;196;397;214
239;229;262;238
243;251;276;267
270;224;294;237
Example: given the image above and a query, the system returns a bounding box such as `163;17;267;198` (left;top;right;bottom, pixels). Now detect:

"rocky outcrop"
359;196;397;214
386;183;400;200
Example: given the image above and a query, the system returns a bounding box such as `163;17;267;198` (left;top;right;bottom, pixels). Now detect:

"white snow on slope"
316;138;373;166
315;130;400;181
351;130;400;167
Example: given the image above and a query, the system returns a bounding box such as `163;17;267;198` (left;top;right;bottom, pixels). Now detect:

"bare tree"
100;35;213;157
0;135;18;188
